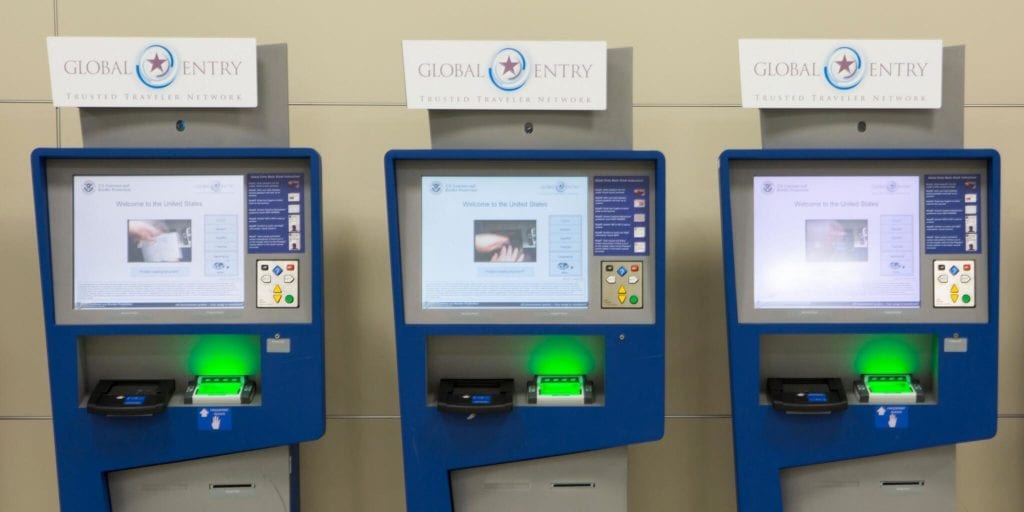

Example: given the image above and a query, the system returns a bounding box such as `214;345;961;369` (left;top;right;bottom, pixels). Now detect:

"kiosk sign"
738;39;942;109
402;40;607;110
47;37;257;108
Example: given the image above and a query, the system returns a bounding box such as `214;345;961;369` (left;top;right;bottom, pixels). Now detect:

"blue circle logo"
489;48;529;92
824;46;865;90
762;181;774;194
136;44;178;89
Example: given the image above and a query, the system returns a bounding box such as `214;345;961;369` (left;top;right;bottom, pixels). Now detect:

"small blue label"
470;395;493;405
122;396;146;406
874;406;909;429
197;407;232;431
806;393;828;403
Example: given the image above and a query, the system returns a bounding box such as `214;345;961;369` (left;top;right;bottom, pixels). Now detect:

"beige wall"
2;1;1023;510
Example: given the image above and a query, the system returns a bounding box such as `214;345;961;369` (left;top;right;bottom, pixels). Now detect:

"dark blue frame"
385;149;666;512
31;147;325;511
719;148;1001;511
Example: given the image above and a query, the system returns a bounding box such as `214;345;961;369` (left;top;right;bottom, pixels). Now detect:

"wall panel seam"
5;414;1024;421
5;100;1024;108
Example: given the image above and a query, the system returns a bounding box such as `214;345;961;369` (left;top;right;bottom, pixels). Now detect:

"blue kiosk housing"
719;149;1000;512
385;149;666;511
32;148;325;511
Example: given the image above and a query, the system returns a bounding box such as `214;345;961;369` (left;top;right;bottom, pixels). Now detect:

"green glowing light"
194;376;245;396
537;376;584;396
528;336;596;376
864;375;915;394
187;335;260;377
853;335;923;375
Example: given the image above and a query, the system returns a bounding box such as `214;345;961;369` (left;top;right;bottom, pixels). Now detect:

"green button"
629;295;639;305
962;294;971;304
285;295;295;304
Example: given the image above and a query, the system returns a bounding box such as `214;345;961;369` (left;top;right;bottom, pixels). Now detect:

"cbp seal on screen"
430;181;443;194
823;46;865;91
82;180;96;194
136;44;178;89
761;181;774;194
489;48;529;92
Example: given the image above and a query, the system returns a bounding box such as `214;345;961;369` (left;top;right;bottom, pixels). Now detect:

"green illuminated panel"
865;375;914;394
195;376;244;396
537;376;584;396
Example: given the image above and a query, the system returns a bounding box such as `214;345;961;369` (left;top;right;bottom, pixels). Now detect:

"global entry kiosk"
27;37;1002;512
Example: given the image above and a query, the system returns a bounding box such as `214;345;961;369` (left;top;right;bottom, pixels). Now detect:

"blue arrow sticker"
197;407;232;431
874;406;909;429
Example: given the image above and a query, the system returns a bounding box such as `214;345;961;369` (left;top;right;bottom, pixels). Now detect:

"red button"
964;264;971;271
631;265;639;272
287;264;295;271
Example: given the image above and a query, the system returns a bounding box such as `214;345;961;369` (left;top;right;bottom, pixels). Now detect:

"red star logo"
500;55;519;75
147;52;167;73
835;54;856;76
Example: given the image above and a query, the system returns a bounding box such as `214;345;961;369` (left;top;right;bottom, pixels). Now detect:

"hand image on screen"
474;233;511;253
490;244;525;262
127;220;165;241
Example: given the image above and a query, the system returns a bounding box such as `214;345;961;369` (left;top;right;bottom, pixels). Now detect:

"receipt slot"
386;149;666;512
31;148;324;511
719;149;1000;512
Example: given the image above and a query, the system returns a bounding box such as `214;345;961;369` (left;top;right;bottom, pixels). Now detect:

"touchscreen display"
73;175;245;309
420;176;588;309
753;175;920;309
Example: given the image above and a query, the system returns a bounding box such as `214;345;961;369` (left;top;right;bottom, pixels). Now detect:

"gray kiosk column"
438;48;632;512
765;46;965;512
80;45;297;512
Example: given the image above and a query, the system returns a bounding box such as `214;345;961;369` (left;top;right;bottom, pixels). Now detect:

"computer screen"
753;175;921;309
73;175;246;309
420;176;589;309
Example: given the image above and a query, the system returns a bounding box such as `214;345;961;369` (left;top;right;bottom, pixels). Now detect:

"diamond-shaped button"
950;266;959;276
273;266;283;276
617;266;627;276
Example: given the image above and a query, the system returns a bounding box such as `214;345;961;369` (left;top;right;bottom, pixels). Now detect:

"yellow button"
273;285;282;293
617;285;626;294
273;294;282;303
951;293;959;303
618;294;626;304
951;284;959;294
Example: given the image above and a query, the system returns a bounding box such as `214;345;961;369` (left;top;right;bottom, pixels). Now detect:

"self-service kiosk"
31;147;324;511
719;148;1000;512
385;149;665;511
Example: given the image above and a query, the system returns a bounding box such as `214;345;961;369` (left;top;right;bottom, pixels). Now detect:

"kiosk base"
781;446;954;512
108;446;294;512
451;447;626;512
